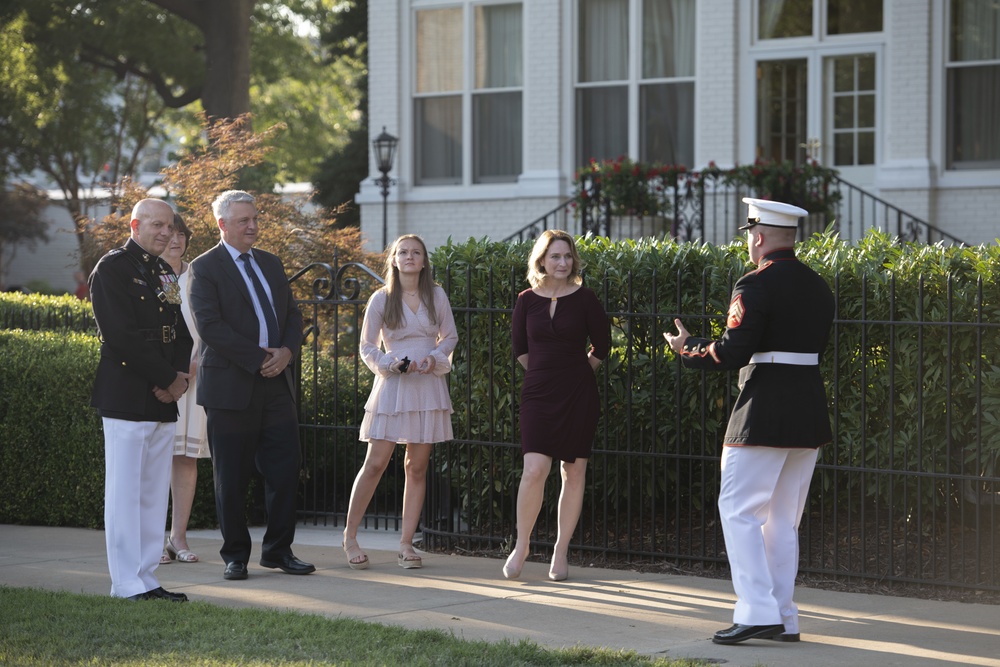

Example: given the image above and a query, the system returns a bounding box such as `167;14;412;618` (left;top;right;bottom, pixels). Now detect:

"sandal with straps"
342;538;369;570
165;536;199;563
398;543;422;569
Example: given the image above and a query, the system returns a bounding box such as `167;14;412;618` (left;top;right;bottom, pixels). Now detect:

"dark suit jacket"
188;242;304;411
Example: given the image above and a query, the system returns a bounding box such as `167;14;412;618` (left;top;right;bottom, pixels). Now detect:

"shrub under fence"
415;231;1000;593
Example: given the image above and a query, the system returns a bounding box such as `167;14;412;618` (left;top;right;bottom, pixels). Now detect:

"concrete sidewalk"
1;523;998;667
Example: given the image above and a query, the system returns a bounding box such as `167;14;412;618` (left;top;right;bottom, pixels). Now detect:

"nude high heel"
548;553;568;581
502;552;523;580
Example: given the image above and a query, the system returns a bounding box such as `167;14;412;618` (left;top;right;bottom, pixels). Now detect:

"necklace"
403;290;418;297
548;286;570;301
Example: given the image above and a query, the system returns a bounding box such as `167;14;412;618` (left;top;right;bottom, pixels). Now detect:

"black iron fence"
293;257;999;594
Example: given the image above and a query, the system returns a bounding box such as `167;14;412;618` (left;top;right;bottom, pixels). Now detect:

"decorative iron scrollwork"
288;259;384;301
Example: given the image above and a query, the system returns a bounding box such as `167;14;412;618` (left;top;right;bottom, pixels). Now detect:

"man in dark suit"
90;198;192;601
188;190;314;580
664;198;835;645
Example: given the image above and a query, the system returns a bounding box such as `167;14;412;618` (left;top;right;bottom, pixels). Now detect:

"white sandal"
165;536;199;563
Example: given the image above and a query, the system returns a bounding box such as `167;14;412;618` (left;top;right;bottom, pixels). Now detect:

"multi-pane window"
415;8;462;185
576;0;695;167
414;3;523;186
752;1;882;169
758;0;882;40
473;4;523;183
757;59;808;163
947;0;1000;169
829;54;876;166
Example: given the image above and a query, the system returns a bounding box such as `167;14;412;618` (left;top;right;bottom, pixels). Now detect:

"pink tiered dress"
358;286;457;444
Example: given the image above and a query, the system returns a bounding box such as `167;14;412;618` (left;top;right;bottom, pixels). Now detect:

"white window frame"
739;0;884;183
571;0;697;168
409;1;525;190
938;0;1000;176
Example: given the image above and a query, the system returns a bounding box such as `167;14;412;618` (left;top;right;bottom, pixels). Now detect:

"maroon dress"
512;287;611;462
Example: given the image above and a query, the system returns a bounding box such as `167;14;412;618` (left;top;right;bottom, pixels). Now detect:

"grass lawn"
0;586;717;666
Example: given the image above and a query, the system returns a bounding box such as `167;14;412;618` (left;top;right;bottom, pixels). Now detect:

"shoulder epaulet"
101;247;128;263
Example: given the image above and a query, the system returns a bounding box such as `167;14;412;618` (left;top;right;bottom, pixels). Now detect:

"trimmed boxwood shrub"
0;292;96;334
0;329;216;529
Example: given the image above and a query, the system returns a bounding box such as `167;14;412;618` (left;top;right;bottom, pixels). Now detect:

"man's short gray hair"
212;190;255;221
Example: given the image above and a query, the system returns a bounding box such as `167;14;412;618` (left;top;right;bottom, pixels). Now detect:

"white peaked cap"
739;197;808;229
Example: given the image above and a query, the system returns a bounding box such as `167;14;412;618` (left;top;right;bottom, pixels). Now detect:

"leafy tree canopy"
2;0;364;184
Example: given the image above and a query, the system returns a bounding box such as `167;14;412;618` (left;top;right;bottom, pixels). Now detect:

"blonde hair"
526;230;584;288
381;234;438;330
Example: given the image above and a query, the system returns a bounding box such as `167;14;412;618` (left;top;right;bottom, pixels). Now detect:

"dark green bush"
0;292;96;333
433;231;1000;532
0;330;216;529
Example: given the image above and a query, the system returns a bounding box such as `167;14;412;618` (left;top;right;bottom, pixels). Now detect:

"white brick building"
357;0;1000;251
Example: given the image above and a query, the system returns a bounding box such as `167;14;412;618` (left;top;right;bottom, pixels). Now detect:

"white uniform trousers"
718;445;818;633
103;418;174;598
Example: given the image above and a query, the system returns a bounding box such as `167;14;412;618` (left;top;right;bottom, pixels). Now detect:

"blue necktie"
239;253;279;347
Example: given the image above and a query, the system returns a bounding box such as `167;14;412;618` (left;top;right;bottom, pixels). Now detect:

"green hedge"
433;231;1000;525
0;330;216;529
0;292;96;333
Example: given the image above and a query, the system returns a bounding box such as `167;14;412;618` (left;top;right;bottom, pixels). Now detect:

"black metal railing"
293;259;999;594
504;173;966;247
831;176;967;246
502;199;576;243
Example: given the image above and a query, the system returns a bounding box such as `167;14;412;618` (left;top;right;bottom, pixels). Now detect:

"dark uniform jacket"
680;247;835;448
188;242;303;411
90;238;193;422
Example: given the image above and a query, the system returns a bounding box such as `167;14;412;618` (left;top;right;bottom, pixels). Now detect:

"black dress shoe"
767;632;800;642
146;587;188;602
224;561;249;580
259;554;315;575
712;623;785;645
126;592;153;601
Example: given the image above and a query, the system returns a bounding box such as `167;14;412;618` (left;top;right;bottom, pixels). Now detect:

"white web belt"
749;351;819;365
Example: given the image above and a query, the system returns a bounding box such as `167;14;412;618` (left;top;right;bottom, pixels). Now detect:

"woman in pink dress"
343;235;458;570
504;230;610;581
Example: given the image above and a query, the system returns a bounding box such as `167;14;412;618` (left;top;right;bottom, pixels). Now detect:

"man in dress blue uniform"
90;198;193;601
188;190;312;581
664;198;835;645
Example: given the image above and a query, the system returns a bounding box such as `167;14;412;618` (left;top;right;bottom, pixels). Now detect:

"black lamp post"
372;126;398;249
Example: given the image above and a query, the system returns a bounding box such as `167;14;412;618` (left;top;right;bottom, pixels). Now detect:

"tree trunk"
199;0;254;121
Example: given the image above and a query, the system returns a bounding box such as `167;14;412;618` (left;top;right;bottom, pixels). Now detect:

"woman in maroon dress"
504;230;610;581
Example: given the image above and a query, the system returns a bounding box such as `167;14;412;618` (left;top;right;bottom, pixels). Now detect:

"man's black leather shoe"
767;632;800;642
259;554;316;575
712;624;785;644
126;592;153;601
147;587;188;602
224;561;249;580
